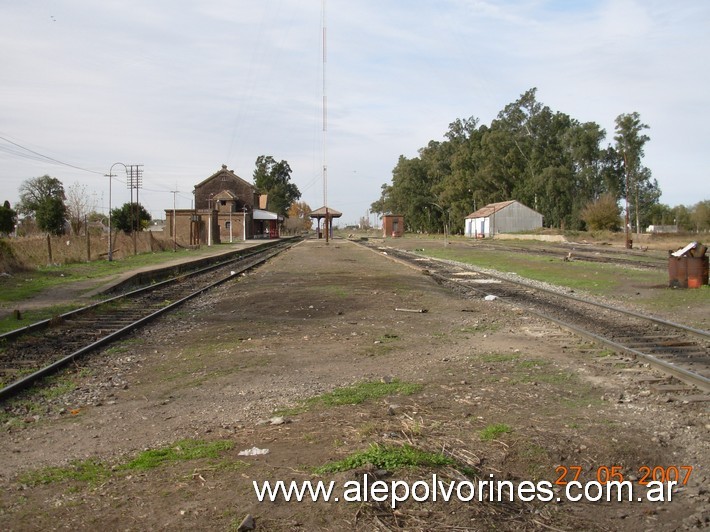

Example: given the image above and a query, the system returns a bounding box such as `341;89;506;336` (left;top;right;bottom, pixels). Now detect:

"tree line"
0;175;151;237
371;88;708;234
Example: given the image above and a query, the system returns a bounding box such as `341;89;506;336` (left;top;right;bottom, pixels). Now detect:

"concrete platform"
0;240;278;320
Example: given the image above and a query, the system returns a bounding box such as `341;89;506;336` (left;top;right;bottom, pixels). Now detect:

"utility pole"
106;162;128;261
126;165;143;255
622;151;632;249
171;189;178;252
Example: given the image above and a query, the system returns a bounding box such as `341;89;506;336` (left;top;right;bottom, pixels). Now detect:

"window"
225;221;231;229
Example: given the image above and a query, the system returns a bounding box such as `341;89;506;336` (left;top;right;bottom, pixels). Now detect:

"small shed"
382;214;404;238
465;200;542;238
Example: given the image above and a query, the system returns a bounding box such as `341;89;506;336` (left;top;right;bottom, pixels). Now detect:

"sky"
1;0;708;226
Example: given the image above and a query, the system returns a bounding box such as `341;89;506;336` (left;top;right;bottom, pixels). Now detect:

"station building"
165;165;282;246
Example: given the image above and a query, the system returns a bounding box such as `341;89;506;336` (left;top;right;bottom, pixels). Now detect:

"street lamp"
106;162;127;261
242;205;248;241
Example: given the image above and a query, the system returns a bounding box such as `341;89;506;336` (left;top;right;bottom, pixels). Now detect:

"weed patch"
278;380;422;416
16;439;234;487
120;439;233;470
315;443;453;474
480;353;520;363
19;459;110;486
308;380;421;408
479;423;512;441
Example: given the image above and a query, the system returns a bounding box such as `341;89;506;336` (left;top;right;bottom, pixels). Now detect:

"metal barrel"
669;255;689;288
687;256;709;288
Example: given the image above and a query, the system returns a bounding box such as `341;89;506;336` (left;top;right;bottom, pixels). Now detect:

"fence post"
46;234;53;264
86;215;91;262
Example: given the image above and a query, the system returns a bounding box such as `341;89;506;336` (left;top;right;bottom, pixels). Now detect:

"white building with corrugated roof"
464;200;542;238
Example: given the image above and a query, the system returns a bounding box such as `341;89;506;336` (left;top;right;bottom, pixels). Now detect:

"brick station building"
165;165;282;246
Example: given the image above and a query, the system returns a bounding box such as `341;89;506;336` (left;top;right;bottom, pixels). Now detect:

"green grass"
36;376;77;400
315;443;454;474
363;333;401;357
0;374;79;415
480;352;520;363
278;379;422;416
19;459;110;486
416;246;709;328
315;285;350;298
0;246;235;305
17;439;235;487
479;423;512;441
416;247;662;296
517;359;547;369
308;380;421;408
120;439;234;470
0;304;86;335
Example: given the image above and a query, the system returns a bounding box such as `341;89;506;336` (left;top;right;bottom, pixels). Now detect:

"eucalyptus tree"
388;154;436;233
375;91;659;234
434;117;484;233
614;112;657;236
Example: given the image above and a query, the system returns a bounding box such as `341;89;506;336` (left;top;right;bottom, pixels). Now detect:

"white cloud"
0;0;707;222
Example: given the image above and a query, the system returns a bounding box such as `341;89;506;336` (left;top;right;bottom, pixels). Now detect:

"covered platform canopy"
252;208;282;239
309;206;342;239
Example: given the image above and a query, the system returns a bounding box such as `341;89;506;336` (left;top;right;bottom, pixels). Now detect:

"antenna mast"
322;0;329;243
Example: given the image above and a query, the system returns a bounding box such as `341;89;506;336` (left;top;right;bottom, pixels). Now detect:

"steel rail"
0;241;293;401
0;240;291;344
524;308;710;393
366;244;710;392
427;255;709;340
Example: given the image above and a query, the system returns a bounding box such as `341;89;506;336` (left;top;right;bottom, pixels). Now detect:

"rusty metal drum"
687;256;709;288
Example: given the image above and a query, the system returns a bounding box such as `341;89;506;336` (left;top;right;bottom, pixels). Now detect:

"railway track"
0;239;299;400
363;242;710;393
459;240;668;270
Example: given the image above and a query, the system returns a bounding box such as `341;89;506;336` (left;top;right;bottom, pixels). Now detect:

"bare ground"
0;239;708;531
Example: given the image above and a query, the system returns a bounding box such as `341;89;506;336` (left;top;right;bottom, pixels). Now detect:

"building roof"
252;208;282;221
465;200;518;219
213;190;237;201
309;206;343;218
194;164;256;191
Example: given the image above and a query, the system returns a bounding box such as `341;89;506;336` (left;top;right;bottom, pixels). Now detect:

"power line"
0;135;105;175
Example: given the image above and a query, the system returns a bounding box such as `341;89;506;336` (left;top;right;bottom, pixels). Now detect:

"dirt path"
0;239;707;530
